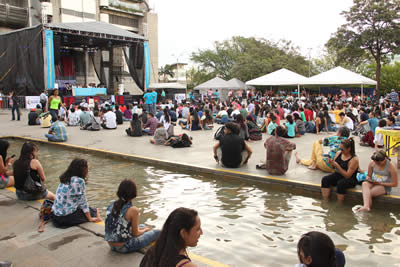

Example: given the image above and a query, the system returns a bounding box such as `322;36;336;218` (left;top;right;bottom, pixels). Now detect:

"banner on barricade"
25;96;41;109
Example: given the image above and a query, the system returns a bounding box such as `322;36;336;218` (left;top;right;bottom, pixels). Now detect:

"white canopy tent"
194;77;239;101
245;68;309;97
304;66;377;98
227;78;249;90
148;82;186;90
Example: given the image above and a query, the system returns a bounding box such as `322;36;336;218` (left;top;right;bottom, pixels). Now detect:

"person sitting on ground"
151;123;168;145
143;113;159;136
295;126;350;173
13;142;55;201
262;126;296;175
213;122;252;168
102;106;117;129
235;114;249;141
79;106;90;127
293;113;305;136
81;110;101;131
140;207;202;267
105;179;160;253
0;140;15;189
373;119;386;149
246;115;262;141
201;109;214;130
66;107;80;126
160;108;173;137
359;111;379;147
284;115;297;138
115;105;124;125
267;115;278;135
215;106;229;124
180;108;202;131
126;114;143;137
123;104;133;121
45;116;68;142
338;112;352;130
296;231;346;267
165;134;192;148
321;138;359;202
357;150;398;212
28;108;40;126
52;159;101;227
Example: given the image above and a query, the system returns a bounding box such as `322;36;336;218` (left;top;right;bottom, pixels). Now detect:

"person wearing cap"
28;108;40;125
357;150;398;212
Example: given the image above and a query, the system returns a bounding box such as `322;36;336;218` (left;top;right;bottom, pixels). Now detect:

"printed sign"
25;96;41;109
174;94;186;103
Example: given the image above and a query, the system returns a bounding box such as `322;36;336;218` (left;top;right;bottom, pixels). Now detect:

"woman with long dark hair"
9;91;20;121
189;108;202;131
246;115;262;141
105;179;160;253
47;89;65;120
321;138;359;202
52;159;101;227
0;140;15;189
126;113;143;137
160;108;173;137
235;114;249;140
140;207;202;267
13;142;55;200
297;231;345;267
201;109;214;130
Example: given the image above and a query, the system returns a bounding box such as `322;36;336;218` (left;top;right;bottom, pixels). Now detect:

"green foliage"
327;0;400;95
158;64;174;82
362;62;400;94
190;36;310;85
186;67;214;91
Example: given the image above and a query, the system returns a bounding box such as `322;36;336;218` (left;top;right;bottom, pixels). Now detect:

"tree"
190;36;310;83
363;62;400;94
327;0;400;96
158;64;174;82
186;67;214;90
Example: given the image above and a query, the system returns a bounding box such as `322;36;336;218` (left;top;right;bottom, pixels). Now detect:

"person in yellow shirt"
329;105;344;124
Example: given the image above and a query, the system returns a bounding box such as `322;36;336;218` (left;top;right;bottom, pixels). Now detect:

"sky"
148;0;354;67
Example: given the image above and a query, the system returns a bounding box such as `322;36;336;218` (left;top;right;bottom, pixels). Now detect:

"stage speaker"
54;35;61;65
135;42;144;69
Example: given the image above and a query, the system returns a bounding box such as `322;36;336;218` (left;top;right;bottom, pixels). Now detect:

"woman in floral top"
105;179;160;253
52;159;101;227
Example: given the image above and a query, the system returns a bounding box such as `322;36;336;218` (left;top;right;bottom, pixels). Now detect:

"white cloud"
149;0;353;67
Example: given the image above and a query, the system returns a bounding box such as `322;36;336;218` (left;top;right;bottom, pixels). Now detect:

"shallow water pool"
6;139;400;267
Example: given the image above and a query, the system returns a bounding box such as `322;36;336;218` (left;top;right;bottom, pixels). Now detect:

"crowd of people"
3;87;400;266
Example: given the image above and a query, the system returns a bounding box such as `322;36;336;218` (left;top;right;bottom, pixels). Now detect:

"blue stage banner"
45;30;55;89
144;42;151;89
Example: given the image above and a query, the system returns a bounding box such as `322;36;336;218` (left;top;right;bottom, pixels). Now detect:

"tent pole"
361;84;364;99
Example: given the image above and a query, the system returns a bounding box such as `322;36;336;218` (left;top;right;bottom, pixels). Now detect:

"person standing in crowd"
45;117;68;142
9;91;20;121
39;89;48;112
143;90;153;113
263;126;296;175
213;122;252;168
152;89;158;114
357;151;398;212
52;159;102;227
47;89;65;121
161;89;166;102
388;89;399;103
13;142;55;201
0;140;15;189
105;179;160;253
140;207;202;267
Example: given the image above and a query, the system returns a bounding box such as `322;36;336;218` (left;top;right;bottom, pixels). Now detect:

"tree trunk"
375;57;381;99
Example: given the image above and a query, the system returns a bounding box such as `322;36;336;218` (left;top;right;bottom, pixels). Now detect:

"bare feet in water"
356;206;370;212
295;152;301;164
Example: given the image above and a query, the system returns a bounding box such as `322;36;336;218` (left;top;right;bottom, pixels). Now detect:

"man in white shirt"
102;108;117;129
67;107;80;126
40;90;48;111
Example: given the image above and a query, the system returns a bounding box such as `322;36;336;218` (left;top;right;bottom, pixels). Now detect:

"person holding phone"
0;140;15;189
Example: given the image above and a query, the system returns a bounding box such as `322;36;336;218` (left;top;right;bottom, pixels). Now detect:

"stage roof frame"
44;21;145;44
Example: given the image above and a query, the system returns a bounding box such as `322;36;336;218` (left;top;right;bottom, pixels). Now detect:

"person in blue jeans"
105;179;160;253
151;89;158;115
9;91;20;121
143;90;154;114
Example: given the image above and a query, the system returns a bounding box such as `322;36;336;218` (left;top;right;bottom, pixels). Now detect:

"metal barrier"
0;96;26;109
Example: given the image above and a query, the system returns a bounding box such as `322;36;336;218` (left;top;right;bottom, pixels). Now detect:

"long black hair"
341;137;356;157
13;142;37;175
112;179;137;218
142;208;198;267
286;114;294;124
163;108;170;123
59;159;88;184
0;140;9;165
192;108;200;124
297;231;336;267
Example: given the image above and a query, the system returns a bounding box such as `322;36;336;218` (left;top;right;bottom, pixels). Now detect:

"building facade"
0;0;158;95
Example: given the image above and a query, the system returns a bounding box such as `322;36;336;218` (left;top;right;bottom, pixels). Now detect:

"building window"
109;14;138;28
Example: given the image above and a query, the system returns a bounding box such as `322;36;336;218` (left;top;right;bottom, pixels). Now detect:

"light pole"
308;48;312;77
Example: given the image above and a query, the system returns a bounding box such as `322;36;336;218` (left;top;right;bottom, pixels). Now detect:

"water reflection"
5;140;400;267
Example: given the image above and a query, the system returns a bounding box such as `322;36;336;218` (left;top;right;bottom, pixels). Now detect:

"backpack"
38;199;54;232
214;126;225;141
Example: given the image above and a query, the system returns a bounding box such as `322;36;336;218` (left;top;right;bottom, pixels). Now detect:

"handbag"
23;166;46;194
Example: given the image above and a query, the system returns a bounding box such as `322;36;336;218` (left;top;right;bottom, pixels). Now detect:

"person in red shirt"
304;106;314;122
277;103;285;120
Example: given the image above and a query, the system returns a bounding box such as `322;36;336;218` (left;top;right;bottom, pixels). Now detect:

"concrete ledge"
2;135;400;205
